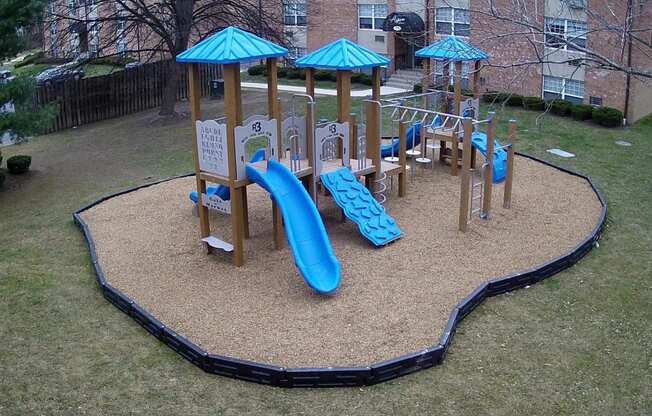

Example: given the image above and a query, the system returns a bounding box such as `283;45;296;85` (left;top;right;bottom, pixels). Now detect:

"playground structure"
178;29;405;294
180;29;518;293
77;28;607;387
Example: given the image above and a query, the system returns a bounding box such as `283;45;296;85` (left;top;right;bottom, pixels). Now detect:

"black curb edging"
73;153;607;388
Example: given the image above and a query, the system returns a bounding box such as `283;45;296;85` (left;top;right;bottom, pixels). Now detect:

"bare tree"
45;0;285;117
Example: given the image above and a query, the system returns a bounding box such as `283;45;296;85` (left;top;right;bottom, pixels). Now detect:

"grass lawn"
0;92;650;415
7;63;123;79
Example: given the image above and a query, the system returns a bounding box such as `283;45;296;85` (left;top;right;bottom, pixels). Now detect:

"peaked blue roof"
176;26;288;64
416;36;488;62
295;38;390;70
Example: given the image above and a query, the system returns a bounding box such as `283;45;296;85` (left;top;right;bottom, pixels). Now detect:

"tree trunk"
158;0;194;117
159;61;180;116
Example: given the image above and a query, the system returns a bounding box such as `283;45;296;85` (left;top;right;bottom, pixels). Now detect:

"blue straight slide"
189;148;266;204
246;160;341;295
471;132;507;183
321;168;402;246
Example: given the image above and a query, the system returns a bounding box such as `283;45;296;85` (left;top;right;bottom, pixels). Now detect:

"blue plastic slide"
380;116;443;159
321;168;402;246
189;148;266;204
471;132;507;183
246;160;341;295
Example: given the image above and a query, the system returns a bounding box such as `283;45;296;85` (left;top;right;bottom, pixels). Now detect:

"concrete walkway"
241;82;410;97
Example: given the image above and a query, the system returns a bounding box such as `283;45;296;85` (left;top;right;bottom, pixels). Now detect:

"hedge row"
247;65;373;85
482;92;624;127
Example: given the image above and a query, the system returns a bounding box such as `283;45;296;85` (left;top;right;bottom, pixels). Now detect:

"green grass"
7;63;123;79
0;93;650;415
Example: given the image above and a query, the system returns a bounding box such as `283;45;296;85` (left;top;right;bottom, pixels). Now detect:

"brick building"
42;0;651;122
282;0;651;122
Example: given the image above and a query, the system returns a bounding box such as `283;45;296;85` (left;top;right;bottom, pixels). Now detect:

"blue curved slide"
471;132;507;183
380;117;443;159
189;148;266;204
246;160;341;295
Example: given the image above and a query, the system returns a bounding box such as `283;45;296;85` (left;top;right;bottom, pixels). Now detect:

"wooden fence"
36;60;221;133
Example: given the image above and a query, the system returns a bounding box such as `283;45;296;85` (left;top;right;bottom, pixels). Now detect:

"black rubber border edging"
73;153;607;388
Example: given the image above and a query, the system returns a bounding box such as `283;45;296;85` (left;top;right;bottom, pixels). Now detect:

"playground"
71;28;606;382
2;65;650;413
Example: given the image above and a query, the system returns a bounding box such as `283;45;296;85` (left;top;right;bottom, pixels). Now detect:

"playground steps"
321;168;402;246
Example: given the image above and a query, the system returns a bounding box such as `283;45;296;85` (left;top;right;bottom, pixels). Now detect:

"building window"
543;75;584;104
545;18;587;51
358;4;388;30
284;1;306;26
589;96;602;106
435;7;470;37
288;47;307;60
434;61;470;89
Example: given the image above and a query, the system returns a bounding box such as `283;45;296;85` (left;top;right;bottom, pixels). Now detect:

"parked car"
36;65;84;86
0;69;15;85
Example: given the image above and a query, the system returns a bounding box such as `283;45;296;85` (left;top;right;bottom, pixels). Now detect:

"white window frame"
284;1;307;27
542;75;585;101
289;46;307;60
358;4;388;31
544;17;587;52
435;7;470;37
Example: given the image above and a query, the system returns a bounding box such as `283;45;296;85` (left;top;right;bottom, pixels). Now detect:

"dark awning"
382;12;425;33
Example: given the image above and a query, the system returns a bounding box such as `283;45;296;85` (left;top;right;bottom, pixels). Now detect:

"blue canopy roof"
415;36;488;62
176;26;288;64
295;38;390;70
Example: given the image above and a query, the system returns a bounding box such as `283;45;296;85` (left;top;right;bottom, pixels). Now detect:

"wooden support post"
189;64;210;246
365;100;381;194
305;68;315;98
266;58;284;249
454;61;462;115
503;120;517;209
267;58;281;158
336;70;351;158
472;60;481;99
451;124;460;176
482;113;497;219
224;63;245;266
371;67;381;101
305;96;316;201
458;118;473;232
442;62;450;112
422;59;431;108
350;113;357;161
398;121;408;197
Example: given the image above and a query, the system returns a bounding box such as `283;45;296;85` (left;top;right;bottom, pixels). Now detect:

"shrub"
351;72;373;86
14;52;45;68
482;91;500;103
247;64;266;76
549;100;573;116
522;96;546;111
286;67;305;79
592;106;623;127
0;171;5;187
0;148;2;167
314;70;336;81
91;56;135;66
506;94;523;106
276;66;288;78
7;155;31;174
413;83;423;93
570;104;593;121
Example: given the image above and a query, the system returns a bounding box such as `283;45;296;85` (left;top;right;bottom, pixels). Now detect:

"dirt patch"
80;156;602;368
